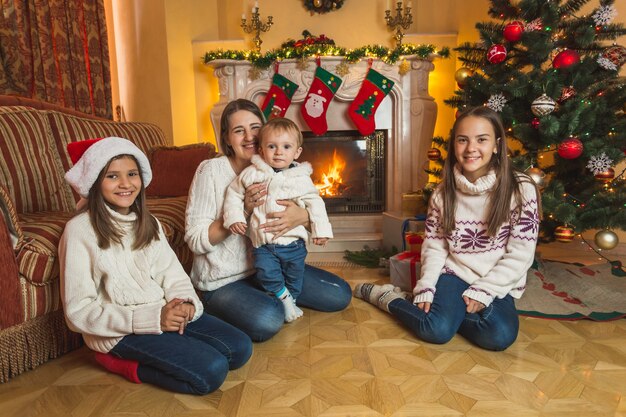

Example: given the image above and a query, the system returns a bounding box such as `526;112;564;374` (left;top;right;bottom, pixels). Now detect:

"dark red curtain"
0;0;112;119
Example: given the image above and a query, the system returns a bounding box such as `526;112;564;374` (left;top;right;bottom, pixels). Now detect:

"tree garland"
303;0;345;14
203;43;450;69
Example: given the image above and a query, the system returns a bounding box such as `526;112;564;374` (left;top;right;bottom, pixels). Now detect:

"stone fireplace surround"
208;56;437;254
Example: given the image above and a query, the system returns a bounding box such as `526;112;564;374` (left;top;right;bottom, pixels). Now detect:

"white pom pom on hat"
65;137;152;198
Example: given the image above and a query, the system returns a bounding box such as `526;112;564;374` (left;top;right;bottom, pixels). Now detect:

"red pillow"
146;143;216;197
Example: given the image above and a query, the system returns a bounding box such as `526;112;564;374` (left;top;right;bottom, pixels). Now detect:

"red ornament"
602;45;626;67
594;167;615;183
487;44;507;64
531;118;540;129
552;49;580;69
557;137;583;159
557;86;576;103
554;225;575;243
503;21;524;42
427;148;441;161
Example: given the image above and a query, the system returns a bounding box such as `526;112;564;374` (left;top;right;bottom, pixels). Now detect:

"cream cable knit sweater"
413;166;540;307
185;156;255;291
59;208;203;353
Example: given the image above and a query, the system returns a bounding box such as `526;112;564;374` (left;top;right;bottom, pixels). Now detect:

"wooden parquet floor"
1;263;625;417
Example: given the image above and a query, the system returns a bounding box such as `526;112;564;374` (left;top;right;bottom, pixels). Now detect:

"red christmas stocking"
301;65;342;135
261;72;299;120
348;67;394;135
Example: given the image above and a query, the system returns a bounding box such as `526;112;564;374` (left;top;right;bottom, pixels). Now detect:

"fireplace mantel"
207;56;437;214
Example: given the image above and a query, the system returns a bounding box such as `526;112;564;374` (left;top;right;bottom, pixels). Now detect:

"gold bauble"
398;59;411;76
313;0;323;7
594;230;619;250
454;67;472;85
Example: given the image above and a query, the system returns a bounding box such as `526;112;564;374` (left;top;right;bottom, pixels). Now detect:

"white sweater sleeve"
223;175;248;229
185;160;220;255
59;221;162;337
298;178;333;239
462;181;540;307
151;221;204;321
413;190;448;304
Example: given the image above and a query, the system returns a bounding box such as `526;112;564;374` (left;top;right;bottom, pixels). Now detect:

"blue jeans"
110;313;252;395
253;239;307;300
388;274;519;351
201;264;352;342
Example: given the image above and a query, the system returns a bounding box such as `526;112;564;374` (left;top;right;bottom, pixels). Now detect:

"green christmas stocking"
301;65;342;135
261;73;299;120
348;68;394;135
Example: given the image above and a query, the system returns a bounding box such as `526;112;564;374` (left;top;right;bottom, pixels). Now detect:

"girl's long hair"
87;155;159;249
440;106;539;237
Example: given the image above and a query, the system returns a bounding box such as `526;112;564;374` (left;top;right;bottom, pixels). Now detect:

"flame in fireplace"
315;150;347;197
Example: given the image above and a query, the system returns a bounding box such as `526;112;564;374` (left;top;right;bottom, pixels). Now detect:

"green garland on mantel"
203;43;450;69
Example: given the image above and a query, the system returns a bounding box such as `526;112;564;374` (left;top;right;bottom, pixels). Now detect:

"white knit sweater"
59;208;203;353
185;156;255;291
223;155;333;248
413;166;540;307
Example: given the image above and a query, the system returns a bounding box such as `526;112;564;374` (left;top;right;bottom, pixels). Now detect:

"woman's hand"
260;200;310;239
463;296;485;314
244;183;267;215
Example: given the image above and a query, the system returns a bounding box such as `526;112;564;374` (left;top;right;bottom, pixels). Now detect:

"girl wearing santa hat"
59;137;252;394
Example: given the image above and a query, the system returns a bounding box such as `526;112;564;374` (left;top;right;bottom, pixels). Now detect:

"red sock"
94;352;142;384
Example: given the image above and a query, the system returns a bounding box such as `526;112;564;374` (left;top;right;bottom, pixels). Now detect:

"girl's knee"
229;336;253;369
416;323;457;345
191;356;230;395
480;327;517;351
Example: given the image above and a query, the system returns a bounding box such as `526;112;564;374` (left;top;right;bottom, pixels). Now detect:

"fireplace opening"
299;130;386;214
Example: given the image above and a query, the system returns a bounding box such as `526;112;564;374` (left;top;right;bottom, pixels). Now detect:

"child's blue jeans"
388;274;519;351
253;238;307;300
110;313;252;395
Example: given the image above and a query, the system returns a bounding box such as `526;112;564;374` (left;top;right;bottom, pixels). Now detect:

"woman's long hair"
87;155;159;249
440;106;538;237
218;98;266;157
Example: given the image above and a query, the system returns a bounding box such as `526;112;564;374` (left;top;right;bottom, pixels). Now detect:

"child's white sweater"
59;208;203;353
414;166;540;307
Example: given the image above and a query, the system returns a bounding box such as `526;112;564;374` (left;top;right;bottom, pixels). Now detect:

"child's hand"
313;237;329;246
229;222;248;235
463;296;485;314
173;301;196;334
160;298;189;333
415;301;431;313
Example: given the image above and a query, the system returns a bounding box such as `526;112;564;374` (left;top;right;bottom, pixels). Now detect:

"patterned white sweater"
413;166;540;307
59;208;203;353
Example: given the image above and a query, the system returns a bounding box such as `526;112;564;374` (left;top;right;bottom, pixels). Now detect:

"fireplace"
207;56;437;253
301;130;386;214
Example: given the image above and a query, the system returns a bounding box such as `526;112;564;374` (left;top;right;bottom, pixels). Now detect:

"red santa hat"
65;137;152;198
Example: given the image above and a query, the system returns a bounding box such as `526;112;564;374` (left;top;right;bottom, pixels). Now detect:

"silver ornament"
531;94;556;116
594;230;619;250
526;167;546;188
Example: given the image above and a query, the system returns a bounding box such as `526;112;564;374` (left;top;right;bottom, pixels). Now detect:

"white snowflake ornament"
487;93;507;112
586;152;614;175
598;55;618;71
525;18;543;32
592;5;617;26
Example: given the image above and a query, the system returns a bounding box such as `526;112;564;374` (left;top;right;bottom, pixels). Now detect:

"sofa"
0;95;216;383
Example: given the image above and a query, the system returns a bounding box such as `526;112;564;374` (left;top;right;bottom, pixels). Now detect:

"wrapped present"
404;231;424;253
390;251;421;292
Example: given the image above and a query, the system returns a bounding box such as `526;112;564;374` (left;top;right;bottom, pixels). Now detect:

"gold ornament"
296;57;310;70
594;229;619;250
454;67;472;85
398;59;411;76
525;166;546;189
314;0;322;7
554;225;575;243
335;61;350;77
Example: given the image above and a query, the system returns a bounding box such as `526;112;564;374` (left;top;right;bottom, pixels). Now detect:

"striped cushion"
17;212;74;285
147;196;187;248
0;109;74;214
20;275;63;321
47;112;169;175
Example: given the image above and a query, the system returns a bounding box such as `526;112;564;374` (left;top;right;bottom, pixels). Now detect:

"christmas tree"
445;0;626;244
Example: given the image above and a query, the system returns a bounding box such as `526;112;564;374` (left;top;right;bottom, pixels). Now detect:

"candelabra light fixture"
241;4;273;52
385;1;413;48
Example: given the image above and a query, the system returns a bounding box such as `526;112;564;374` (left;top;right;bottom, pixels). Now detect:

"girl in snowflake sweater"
355;106;540;351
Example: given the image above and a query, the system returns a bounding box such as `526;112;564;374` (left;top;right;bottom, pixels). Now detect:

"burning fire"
315;150;347;197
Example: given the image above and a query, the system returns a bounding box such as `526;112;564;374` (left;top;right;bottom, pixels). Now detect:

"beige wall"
108;0;625;147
